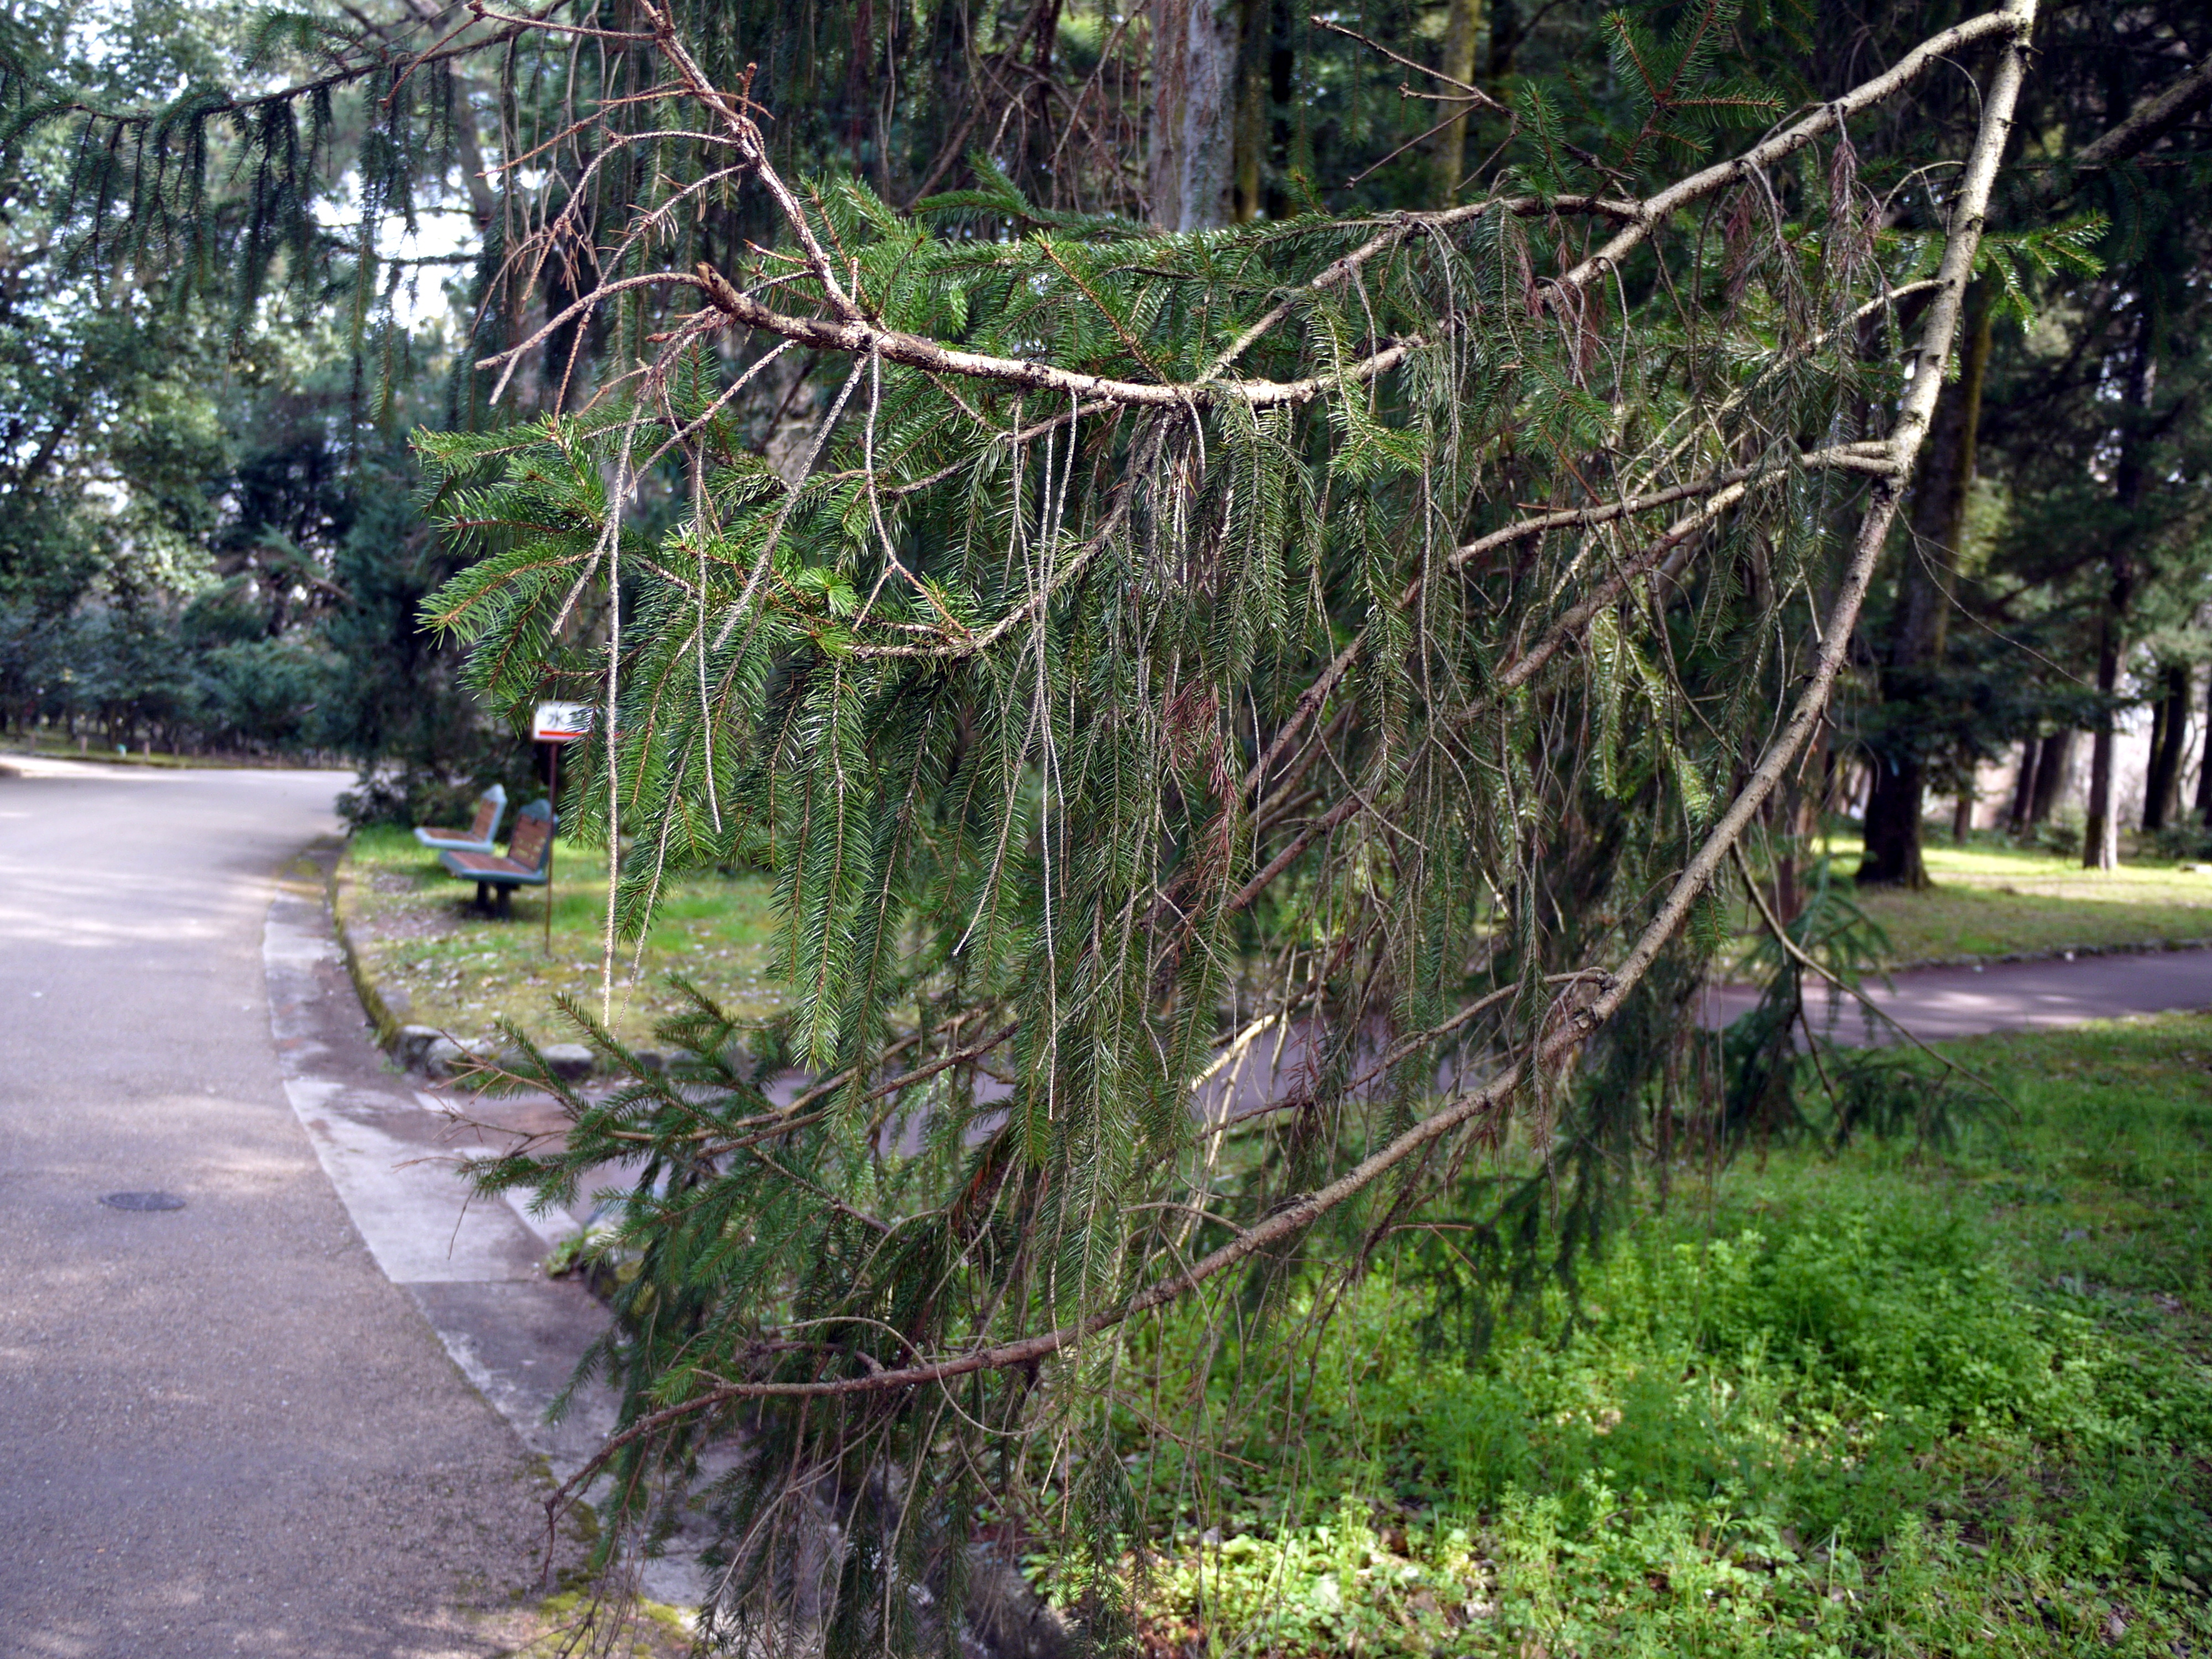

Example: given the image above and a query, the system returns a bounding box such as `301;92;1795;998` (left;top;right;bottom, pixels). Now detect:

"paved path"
7;750;2209;1652
259;836;624;1499
1192;948;2212;1118
1700;946;2212;1043
0;755;588;1658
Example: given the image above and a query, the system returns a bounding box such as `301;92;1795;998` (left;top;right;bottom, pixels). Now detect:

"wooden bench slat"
507;811;552;872
444;850;533;876
437;798;556;913
414;784;508;852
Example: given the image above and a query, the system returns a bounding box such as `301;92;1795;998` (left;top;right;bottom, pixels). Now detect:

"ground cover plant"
1065;1014;2212;1657
340;825;781;1050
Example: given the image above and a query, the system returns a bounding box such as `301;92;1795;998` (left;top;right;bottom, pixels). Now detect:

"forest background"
7;0;2207;865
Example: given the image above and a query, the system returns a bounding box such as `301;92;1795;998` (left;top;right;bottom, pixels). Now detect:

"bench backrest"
508;799;556;873
469;783;508;843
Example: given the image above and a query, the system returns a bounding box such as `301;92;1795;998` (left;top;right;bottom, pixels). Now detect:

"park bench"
439;799;554;915
413;783;507;854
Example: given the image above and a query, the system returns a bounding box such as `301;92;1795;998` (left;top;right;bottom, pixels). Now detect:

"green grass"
338;823;782;1050
1813;833;2212;966
342;818;2212;1054
1090;1016;2212;1657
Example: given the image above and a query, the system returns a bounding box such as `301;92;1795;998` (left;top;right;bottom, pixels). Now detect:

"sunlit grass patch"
338;822;782;1050
1799;833;2212;965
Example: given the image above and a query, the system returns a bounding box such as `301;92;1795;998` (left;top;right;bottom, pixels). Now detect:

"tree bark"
2007;736;2039;831
2199;671;2212;828
2146;689;2169;827
1433;0;1483;205
2083;612;2125;869
1770;721;1828;925
1859;755;1927;884
2143;664;2188;831
2029;729;2073;826
1150;0;1234;229
1230;0;1265;220
1858;284;1993;887
2083;299;2159;870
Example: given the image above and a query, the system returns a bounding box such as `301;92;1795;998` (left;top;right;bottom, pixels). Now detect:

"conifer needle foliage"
389;1;2052;1644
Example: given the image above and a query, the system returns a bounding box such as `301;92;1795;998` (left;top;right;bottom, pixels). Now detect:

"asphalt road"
1699;946;2212;1042
0;755;555;1659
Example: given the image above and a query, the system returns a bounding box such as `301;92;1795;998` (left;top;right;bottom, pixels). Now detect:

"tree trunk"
2143;664;2188;831
1859;757;1928;886
1150;0;1234;230
1952;785;1975;843
1263;0;1293;220
2084;298;2159;870
2199;671;2212;828
2007;737;2039;831
1858;285;1993;888
2080;609;2128;873
2030;730;2073;826
1433;0;1483;205
1770;721;1827;925
2146;690;2169;828
1230;0;1265;220
2083;615;2123;870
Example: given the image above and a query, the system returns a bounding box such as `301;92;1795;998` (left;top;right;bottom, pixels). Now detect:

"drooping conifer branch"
411;3;2044;1613
382;0;2052;1642
545;1;2031;1502
469;3;2034;426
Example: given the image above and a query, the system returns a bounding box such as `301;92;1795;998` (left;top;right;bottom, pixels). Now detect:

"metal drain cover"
101;1191;186;1212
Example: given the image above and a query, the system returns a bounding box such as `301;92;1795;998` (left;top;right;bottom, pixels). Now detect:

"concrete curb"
328;836;607;1083
327;848;409;1047
267;839;705;1608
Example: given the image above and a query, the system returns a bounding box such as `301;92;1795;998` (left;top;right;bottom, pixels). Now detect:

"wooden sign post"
530;702;593;954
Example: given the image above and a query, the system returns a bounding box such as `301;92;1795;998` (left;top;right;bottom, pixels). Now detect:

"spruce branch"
394;0;2047;1630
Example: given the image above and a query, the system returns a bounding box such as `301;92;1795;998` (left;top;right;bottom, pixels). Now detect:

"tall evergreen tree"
1853;0;2212;878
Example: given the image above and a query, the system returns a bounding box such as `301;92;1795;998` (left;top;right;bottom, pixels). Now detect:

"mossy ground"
470;1592;693;1657
339;824;782;1051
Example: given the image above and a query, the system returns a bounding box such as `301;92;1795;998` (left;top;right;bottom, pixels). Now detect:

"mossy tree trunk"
1434;0;1483;205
